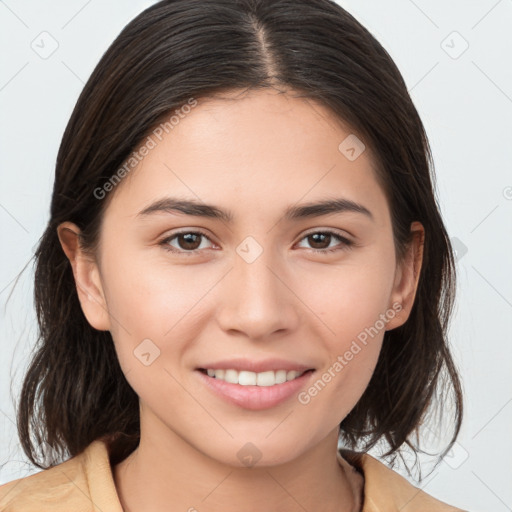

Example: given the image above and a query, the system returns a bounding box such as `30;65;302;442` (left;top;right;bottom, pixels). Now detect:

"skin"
58;88;424;512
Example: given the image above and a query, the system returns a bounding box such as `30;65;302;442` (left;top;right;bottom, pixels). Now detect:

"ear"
385;221;425;331
56;222;111;331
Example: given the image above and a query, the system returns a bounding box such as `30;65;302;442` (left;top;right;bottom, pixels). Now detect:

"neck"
113;415;363;512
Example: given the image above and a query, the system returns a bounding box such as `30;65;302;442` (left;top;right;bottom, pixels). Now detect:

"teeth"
239;371;256;385
224;369;238;384
204;368;308;386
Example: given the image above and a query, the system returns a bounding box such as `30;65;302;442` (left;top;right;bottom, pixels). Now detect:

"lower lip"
195;369;315;411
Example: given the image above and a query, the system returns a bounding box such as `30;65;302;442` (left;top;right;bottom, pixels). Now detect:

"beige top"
0;439;467;511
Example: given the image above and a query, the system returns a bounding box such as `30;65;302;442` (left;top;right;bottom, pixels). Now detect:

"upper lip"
196;357;315;373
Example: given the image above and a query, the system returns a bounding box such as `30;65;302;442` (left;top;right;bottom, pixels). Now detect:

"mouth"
195;367;316;410
197;368;315;386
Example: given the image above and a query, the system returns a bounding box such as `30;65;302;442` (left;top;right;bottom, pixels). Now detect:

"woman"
0;0;466;510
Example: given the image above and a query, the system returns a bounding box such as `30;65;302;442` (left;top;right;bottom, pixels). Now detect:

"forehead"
104;88;388;224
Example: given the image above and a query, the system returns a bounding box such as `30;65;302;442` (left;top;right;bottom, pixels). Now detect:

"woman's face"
61;88;422;467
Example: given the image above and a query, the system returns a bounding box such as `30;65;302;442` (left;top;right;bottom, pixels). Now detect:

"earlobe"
386;221;425;331
56;222;111;331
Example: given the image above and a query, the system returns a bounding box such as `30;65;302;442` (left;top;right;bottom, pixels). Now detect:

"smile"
199;368;311;386
195;368;316;410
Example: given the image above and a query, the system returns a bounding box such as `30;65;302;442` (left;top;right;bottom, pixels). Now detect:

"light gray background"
1;1;511;510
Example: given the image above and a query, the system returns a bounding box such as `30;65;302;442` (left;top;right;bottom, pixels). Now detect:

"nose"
216;245;300;340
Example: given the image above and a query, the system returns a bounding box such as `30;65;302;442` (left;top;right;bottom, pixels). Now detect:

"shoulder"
338;449;469;512
0;439;122;512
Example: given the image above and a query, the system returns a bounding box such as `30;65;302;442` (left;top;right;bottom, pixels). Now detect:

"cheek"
295;256;396;342
99;244;230;388
290;253;394;416
296;341;382;438
295;273;387;429
101;245;212;334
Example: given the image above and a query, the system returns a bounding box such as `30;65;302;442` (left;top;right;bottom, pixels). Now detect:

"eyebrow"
137;197;374;222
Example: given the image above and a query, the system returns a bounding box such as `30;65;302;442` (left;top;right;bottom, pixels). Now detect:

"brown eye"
307;232;333;250
175;233;202;250
160;230;214;255
297;230;353;254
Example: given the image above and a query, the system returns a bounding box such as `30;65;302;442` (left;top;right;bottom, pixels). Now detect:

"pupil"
310;233;329;249
180;233;200;250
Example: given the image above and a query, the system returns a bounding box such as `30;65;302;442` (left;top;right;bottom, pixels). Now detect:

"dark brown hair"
16;0;463;478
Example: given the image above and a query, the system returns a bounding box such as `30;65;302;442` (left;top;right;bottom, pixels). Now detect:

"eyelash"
159;229;354;256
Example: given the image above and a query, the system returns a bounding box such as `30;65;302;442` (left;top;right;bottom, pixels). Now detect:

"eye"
159;229;354;256
159;230;215;256
296;230;354;254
